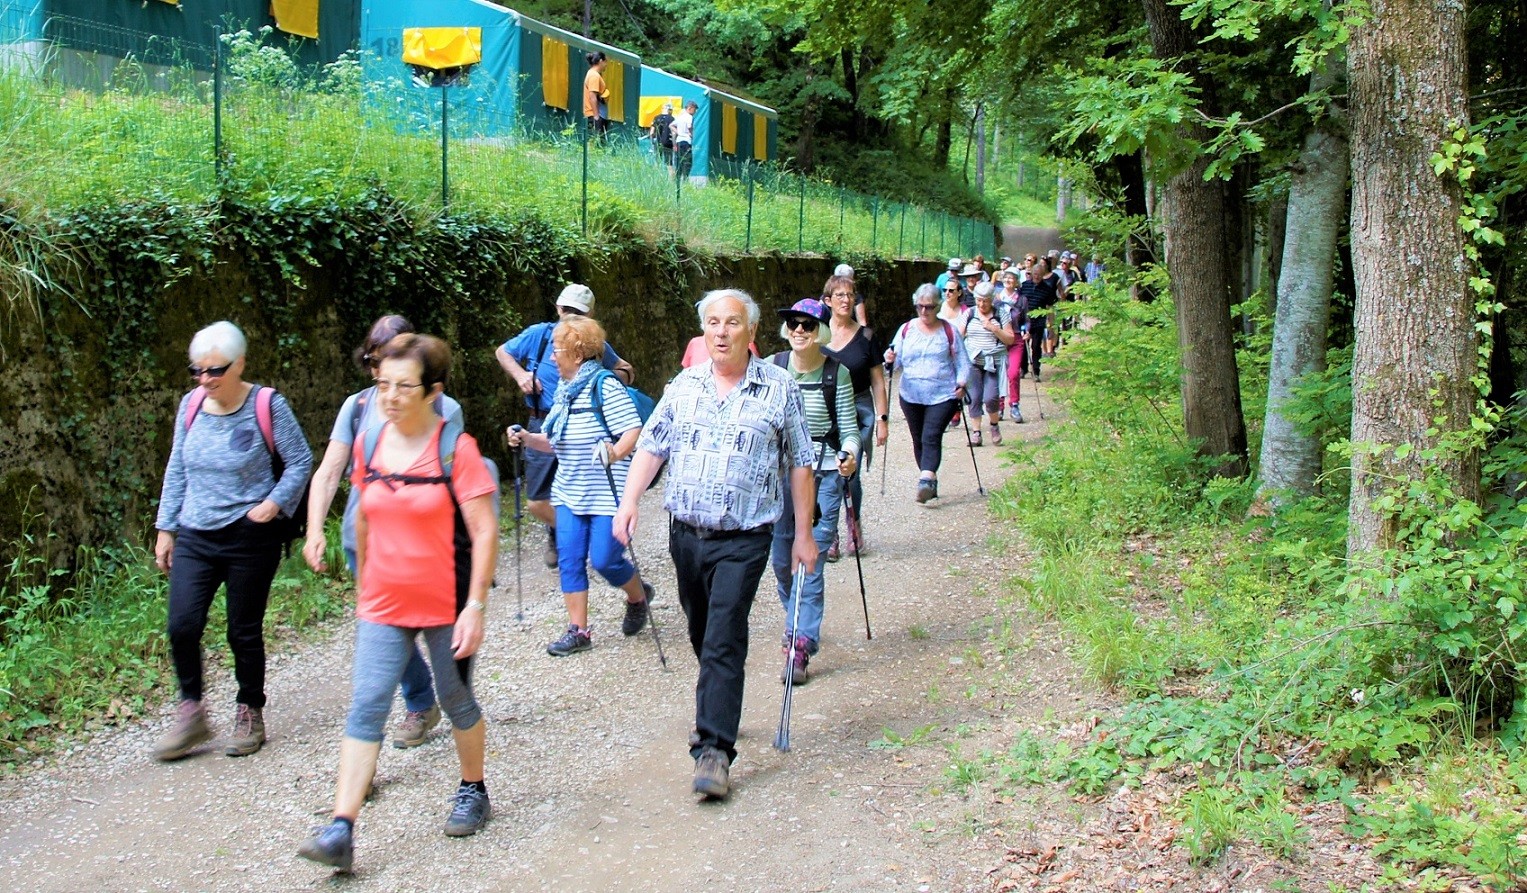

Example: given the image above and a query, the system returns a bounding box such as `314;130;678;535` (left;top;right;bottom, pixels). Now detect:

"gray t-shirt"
156;387;312;533
330;387;463;554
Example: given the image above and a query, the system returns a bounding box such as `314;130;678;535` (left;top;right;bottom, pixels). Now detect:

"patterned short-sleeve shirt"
637;358;815;531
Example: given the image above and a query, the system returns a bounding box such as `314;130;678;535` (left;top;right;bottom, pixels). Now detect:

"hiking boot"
547;624;593;656
826;531;841;563
779;636;811;686
968;428;982;447
392;704;442;749
153;699;212;761
543;527;559;568
297;819;354;872
443;785;491;837
916;479;936;504
845;511;863;557
621;583;653;636
990;424;1003;446
223;704;265;757
693;747;731;799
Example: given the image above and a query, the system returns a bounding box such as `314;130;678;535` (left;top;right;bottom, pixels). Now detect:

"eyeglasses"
830;291;854;298
188;362;233;378
375;379;426;395
915;303;938;311
784;318;820;332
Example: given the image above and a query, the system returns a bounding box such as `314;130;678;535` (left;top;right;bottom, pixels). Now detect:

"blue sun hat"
776;297;831;323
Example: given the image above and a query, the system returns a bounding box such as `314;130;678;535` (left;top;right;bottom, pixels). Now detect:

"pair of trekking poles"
506;428;668;669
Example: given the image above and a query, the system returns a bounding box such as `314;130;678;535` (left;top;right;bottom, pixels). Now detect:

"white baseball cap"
834;263;855;278
555;283;595;314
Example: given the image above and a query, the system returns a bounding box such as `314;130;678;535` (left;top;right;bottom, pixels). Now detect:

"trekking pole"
838;459;872;641
508;426;526;624
880;363;893;498
958;404;987;496
774;562;807;753
1031;367;1047;421
599;444;668;670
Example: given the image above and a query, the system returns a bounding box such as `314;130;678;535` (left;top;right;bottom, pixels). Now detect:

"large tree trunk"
1141;0;1249;477
1347;0;1476;556
1257;51;1348;503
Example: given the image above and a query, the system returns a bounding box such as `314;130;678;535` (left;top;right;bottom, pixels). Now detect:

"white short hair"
189;320;247;363
696;288;760;327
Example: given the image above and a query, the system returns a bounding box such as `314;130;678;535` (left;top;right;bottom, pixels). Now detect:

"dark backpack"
560;368;660;490
771;352;843;450
185;384;308;546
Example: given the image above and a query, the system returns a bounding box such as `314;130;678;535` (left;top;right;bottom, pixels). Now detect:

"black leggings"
900;398;959;475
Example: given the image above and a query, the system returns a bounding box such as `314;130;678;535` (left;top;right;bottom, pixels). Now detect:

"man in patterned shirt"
614;288;818;800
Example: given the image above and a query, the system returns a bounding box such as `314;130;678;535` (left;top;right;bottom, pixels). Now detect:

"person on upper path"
297;334;498;872
885;284;970;504
152;320;313;761
672;100;698;179
768;298;859;685
495;284;634;570
303;314;460;749
583;51;611;143
506;315;655;658
612;288;817;801
650;102;676;176
823;272;888;560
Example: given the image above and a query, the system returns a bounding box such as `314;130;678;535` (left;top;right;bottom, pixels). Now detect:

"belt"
671;518;772;541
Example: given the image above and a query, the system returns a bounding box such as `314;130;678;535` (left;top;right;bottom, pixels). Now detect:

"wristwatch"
878;414;889;421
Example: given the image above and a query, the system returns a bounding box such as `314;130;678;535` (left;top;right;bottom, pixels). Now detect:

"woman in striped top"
507;316;654;658
768;298;861;685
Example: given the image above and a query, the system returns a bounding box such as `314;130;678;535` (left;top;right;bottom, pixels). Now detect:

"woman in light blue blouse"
508;315;653;658
152;320;312;761
885;284;971;504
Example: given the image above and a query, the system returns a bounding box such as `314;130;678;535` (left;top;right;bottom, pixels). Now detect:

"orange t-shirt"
352;422;496;628
583;68;608;118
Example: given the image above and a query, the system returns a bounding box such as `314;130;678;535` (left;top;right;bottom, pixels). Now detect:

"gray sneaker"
153;699;212;761
547;625;593;656
297;819;354;872
621;583;653;636
444;785;491;836
223;704;265;757
693;746;731;799
392;704;442;749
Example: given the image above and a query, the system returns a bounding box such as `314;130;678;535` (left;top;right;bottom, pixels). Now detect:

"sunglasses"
784;317;820;332
915;303;938;311
944;287;960;293
188;362;233;378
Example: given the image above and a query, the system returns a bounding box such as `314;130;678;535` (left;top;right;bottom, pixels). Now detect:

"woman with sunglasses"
823;274;888;560
769;298;860;684
299;334;498;870
302;315;461;749
152;321;313;760
884;285;970;504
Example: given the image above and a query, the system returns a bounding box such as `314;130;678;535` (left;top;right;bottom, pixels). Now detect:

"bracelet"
878;415;889;422
466;598;487;613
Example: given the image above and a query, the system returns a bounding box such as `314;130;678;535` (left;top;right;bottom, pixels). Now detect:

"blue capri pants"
555;505;636;593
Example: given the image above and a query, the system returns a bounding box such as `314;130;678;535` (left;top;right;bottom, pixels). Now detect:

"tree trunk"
933;89;953;167
1141;0;1249;478
1347;0;1476;556
976;104;987;193
1257;51;1348;503
1264;192;1287;313
1113;151;1153;300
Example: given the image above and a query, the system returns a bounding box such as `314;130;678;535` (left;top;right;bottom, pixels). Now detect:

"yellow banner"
606;61;624;122
754;112;768;161
721;103;737;155
270;0;318;39
542;36;569;110
402;27;483;69
639;96;682;128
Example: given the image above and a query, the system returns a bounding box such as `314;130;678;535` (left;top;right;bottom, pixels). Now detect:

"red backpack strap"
941;321;956;356
183;386;208;431
253;386;277;453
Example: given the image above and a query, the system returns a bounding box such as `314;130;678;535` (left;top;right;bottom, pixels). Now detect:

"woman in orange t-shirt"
583;51;610;142
298;334;498;873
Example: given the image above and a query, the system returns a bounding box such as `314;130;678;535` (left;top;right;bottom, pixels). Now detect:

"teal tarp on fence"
508;10;639;138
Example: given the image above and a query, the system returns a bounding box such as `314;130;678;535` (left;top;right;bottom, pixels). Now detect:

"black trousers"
167;517;283;708
668;521;773;763
1027;314;1049;376
900;397;960;474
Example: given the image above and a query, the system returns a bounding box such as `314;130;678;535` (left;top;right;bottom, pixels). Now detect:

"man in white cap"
495;284;635;568
934;257;962;292
833;262;869;326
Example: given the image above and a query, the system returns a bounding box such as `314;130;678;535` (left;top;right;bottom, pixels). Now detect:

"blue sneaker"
444;785;491;837
297;819;354;872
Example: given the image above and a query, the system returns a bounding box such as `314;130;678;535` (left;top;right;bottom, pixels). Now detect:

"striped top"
958;307;1012;369
774;353;861;468
550;374;643;515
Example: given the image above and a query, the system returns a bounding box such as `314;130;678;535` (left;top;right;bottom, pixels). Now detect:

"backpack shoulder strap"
771;351;789;369
350;386;377;445
183;386;208;432
253;386;276;454
361;420;385;472
438;417;464;481
587;368;617;440
823;356;841;447
941;321;956;356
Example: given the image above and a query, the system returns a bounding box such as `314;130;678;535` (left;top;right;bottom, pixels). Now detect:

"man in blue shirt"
495;284;634;567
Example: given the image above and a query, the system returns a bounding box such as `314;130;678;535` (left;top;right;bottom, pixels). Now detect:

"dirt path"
999;226;1064;259
0;372;1091;893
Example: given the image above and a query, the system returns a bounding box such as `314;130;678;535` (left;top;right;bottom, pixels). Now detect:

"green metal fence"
0;11;997;261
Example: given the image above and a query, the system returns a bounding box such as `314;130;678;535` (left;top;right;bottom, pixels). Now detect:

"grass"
0;47;995;260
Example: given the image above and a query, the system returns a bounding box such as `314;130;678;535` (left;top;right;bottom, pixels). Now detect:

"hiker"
769;298;860;683
823;273;888;560
1019;257;1059;379
996;269;1028;423
583;51;610;143
152;320;312;761
298;334;498;872
612;287;817;799
960;281;1016;447
885;285;970;504
302;315;455;749
495;284;633;570
834;262;869;326
505;315;655;657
